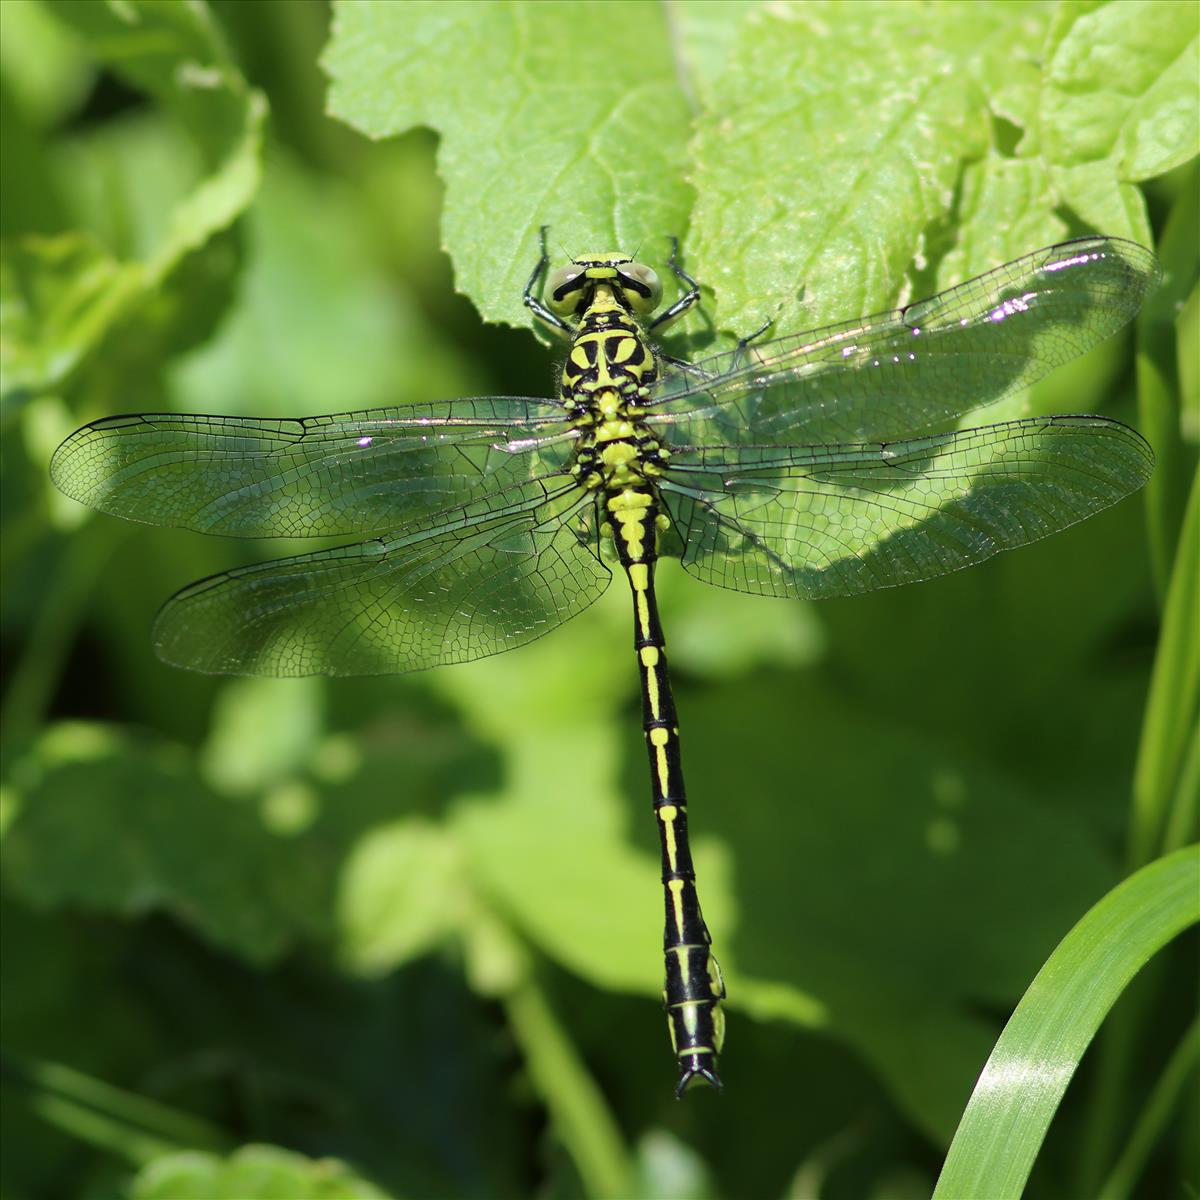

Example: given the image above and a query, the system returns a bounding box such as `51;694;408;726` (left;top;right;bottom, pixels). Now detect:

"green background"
1;2;1196;1198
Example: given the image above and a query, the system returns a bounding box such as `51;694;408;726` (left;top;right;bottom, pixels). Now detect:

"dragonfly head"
547;252;663;318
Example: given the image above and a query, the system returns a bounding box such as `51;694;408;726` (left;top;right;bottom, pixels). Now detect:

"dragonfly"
51;231;1160;1096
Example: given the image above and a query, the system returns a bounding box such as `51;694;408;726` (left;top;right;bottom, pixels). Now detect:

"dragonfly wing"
50;399;574;537
661;417;1153;600
152;480;609;676
650;238;1160;444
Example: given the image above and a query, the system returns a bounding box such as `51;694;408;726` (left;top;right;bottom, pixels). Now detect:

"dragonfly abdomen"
608;488;726;1095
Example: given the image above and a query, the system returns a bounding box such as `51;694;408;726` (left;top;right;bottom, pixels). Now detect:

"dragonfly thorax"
558;304;660;410
559;270;668;497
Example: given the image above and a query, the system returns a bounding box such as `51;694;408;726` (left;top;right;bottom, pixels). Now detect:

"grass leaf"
933;845;1200;1199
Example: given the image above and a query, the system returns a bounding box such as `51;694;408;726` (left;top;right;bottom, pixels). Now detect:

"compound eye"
547;266;585;314
621;263;662;313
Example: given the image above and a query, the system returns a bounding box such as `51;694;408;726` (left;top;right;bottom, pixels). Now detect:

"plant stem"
504;974;633;1200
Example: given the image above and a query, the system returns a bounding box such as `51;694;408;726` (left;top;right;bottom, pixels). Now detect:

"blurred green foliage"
1;2;1197;1199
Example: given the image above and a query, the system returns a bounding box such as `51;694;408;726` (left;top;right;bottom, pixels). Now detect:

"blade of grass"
1131;465;1200;868
1075;465;1198;1198
932;846;1200;1200
1163;721;1199;854
1096;1013;1200;1200
1138;161;1198;600
0;1052;229;1165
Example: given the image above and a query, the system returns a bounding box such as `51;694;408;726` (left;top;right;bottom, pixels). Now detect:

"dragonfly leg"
649;236;701;332
727;316;774;371
663;315;773;382
666;316;774;384
524;224;574;339
660;352;717;383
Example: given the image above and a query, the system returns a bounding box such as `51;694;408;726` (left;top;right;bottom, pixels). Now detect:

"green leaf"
0;233;144;404
1;723;322;963
0;1;90;237
935;156;1066;282
131;1144;391;1200
200;676;325;794
337;818;467;973
683;673;1129;1141
0;0;92;127
688;1;1003;333
0;0;266;407
169;152;480;417
933;845;1200;1200
667;1;754;109
321;0;695;326
655;561;825;679
1038;0;1199;241
49;0;250;171
319;0;1194;350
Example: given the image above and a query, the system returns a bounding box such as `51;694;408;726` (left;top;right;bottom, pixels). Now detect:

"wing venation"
650;237;1160;444
153;480;610;676
662;416;1153;598
51;399;574;537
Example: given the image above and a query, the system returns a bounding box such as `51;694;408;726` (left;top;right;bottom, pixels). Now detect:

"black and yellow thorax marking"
523;247;687;526
560;285;671;547
559;288;657;404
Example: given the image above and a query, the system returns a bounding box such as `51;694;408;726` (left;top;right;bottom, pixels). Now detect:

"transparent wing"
649;238;1160;445
51;399;575;537
661;417;1153;600
152;480;609;676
